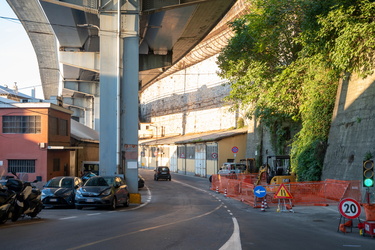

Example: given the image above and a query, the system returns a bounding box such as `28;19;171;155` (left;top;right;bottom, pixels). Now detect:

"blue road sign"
254;185;267;198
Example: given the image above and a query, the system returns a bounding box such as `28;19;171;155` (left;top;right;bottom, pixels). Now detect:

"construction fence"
211;174;362;207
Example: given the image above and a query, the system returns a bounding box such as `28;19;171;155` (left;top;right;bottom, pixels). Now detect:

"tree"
217;0;375;180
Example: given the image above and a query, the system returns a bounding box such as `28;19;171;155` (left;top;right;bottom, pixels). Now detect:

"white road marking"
219;217;242;250
59;216;77;220
173;179;243;250
87;213;101;216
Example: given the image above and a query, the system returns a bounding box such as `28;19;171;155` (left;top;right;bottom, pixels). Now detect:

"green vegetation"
217;0;375;181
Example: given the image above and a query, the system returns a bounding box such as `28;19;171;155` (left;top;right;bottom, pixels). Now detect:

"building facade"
0;99;73;182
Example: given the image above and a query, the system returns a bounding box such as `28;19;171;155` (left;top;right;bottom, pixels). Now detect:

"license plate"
86;199;94;203
162;172;167;174
50;198;57;202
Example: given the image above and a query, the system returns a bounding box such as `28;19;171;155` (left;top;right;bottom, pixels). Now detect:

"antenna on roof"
13;82;18;94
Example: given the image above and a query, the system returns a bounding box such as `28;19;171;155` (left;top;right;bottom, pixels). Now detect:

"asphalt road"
0;169;374;250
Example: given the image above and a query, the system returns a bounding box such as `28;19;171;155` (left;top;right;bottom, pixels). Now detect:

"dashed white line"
59;216;77;220
173;179;242;250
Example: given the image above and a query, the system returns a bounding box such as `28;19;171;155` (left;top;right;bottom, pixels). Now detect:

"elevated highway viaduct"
7;0;248;193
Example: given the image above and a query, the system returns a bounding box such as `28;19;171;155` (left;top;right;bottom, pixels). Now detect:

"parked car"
41;176;83;208
154;166;171;181
138;175;145;188
81;171;97;183
218;163;247;175
75;176;129;210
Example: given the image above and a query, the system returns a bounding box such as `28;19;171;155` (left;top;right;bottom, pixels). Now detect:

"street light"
148;124;158;167
77;22;121;175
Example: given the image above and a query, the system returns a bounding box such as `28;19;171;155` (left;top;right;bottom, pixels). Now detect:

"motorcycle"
0;182;16;224
5;174;43;222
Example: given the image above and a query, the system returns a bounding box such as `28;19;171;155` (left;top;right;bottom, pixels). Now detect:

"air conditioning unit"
39;142;46;149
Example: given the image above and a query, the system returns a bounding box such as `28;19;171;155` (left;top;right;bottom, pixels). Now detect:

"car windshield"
46;177;73;188
84;177;109;186
159;167;169;172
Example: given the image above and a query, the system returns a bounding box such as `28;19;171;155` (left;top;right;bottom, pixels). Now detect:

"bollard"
261;200;265;212
263;198;268;209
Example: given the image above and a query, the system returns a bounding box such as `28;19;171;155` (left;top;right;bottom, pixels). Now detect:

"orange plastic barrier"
363;203;375;221
211;174;362;207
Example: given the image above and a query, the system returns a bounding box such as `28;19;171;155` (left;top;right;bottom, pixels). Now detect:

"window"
177;145;186;158
2;116;41;134
49;117;68;136
8;160;35;173
49;117;58;135
186;145;195;159
206;144;218;160
151;147;157;158
53;158;60;172
59;119;68;136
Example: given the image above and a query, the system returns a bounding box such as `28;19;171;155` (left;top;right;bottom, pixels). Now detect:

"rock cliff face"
322;72;375;196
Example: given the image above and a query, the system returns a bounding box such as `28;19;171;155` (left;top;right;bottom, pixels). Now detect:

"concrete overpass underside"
7;0;249;193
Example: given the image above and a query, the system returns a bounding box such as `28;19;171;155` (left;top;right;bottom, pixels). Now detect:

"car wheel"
169;177;171;181
124;195;130;207
109;197;117;210
76;205;83;210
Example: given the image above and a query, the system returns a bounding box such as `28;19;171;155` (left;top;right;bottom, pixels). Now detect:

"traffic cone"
216;186;219;193
224;188;227;197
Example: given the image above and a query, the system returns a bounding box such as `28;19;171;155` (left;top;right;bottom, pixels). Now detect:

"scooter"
0;183;16;224
5;175;43;222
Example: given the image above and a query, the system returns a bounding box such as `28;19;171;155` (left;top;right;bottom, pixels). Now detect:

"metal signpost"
232;146;238;161
337;198;361;233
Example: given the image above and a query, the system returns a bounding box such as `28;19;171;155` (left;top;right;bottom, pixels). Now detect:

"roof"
139;128;248;146
0;85;33;99
71;119;99;143
0;96;17;105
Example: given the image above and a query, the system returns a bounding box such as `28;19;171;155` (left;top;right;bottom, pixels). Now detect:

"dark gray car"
75;176;129;210
41;176;83;208
154;166;171;181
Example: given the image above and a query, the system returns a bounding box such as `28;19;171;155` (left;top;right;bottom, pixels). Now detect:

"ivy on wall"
217;0;375;181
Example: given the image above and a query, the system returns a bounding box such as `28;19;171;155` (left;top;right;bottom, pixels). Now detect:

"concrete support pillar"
121;0;139;194
98;1;139;193
99;11;118;176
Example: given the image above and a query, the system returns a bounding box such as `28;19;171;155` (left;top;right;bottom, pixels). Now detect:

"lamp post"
149;124;158;167
77;22;122;175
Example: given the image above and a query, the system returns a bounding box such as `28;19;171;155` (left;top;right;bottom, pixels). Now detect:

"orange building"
0;99;73;182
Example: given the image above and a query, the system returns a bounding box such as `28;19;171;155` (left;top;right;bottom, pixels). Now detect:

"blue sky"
0;1;44;99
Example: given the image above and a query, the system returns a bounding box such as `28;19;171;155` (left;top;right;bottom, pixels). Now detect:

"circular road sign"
232;146;239;153
211;152;218;159
254;185;267;198
338;198;361;219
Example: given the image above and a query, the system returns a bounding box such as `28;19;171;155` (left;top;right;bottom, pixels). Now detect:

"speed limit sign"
338;198;361;219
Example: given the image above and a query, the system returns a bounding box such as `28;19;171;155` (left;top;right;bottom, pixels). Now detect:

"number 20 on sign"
338;198;361;219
